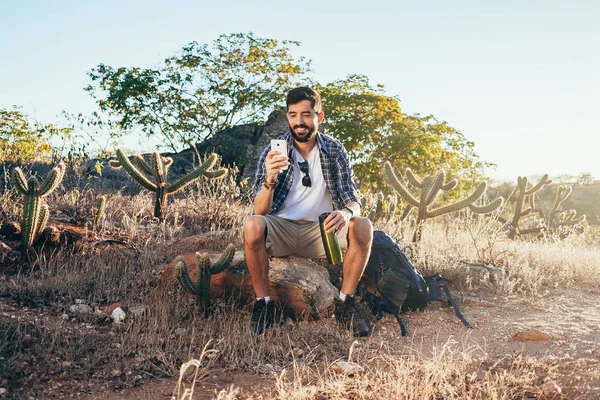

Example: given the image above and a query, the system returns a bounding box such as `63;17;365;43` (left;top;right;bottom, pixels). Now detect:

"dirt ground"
2;284;598;399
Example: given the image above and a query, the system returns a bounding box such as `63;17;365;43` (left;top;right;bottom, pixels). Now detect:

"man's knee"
243;216;267;246
348;217;373;248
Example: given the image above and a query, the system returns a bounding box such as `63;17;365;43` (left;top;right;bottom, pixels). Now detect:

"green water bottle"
319;212;343;265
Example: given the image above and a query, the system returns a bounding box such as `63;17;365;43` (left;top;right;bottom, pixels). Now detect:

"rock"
111;369;122;378
69;304;92;314
331;361;365;377
111;307;126;323
512;329;555;341
542;379;561;397
158;249;338;319
103;303;121;315
240;108;290;185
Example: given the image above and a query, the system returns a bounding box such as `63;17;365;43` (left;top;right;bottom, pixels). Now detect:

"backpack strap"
393;313;407;336
362;291;407;336
440;283;473;329
425;274;472;329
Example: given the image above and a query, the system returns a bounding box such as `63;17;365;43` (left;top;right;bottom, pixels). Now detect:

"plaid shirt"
253;132;361;214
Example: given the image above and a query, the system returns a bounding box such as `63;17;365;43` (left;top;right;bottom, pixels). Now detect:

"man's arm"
253;150;289;215
322;200;360;234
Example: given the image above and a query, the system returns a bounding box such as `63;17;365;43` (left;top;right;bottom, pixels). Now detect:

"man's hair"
286;87;322;113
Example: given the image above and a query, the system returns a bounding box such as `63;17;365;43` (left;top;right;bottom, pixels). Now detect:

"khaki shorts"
258;215;349;259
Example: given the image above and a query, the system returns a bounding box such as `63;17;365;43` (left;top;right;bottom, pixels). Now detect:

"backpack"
360;230;472;336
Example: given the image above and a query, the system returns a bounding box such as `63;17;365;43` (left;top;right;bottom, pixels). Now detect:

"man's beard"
289;124;316;143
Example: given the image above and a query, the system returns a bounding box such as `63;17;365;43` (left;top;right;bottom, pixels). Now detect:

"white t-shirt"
274;144;333;222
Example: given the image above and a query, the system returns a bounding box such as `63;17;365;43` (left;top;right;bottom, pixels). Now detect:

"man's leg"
335;217;373;337
243;215;270;298
243;215;274;334
341;217;373;295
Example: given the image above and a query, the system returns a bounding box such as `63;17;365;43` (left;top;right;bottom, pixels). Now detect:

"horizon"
1;1;598;182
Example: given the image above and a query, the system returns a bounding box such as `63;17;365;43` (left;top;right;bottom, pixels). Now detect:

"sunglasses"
298;161;311;187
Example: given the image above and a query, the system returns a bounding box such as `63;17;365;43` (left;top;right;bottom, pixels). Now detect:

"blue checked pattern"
253;132;361;214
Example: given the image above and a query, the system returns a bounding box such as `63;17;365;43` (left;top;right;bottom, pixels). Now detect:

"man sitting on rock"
243;86;373;336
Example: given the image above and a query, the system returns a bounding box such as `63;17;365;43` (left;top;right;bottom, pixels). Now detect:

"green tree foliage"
85;32;312;151
0;108;69;163
318;75;492;191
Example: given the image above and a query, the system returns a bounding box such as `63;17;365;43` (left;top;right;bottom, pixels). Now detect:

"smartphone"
271;139;288;170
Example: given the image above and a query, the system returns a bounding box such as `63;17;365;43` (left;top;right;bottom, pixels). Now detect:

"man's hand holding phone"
266;139;289;183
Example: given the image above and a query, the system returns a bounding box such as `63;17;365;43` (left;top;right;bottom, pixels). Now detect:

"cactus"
110;149;227;220
12;162;66;246
175;244;236;313
518;185;586;237
384;162;503;242
497;175;552;239
547;186;586;229
93;196;106;231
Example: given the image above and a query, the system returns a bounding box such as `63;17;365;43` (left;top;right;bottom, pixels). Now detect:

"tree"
86;32;312;151
318;75;492;191
0;107;69;163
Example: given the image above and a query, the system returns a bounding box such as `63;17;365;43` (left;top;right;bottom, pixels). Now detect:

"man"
243;86;373;336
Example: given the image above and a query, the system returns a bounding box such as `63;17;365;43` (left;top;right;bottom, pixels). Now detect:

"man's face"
287;100;324;143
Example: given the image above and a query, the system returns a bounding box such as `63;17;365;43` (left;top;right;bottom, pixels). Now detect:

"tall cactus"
110;149;227;220
93;195;106;231
12;162;66;246
384;162;503;242
497;175;552;239
175;244;236;313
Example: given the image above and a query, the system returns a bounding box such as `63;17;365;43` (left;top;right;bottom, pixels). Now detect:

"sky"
1;0;598;182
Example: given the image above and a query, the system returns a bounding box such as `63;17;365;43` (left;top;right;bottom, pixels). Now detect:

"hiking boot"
334;296;370;337
251;299;275;335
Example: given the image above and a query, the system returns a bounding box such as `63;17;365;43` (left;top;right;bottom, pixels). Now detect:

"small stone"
512;329;555;342
0;388;6;395
111;369;122;377
69;304;92;314
206;352;219;360
61;314;69;320
134;356;145;364
542;380;561;397
331;361;365;377
23;334;32;342
111;307;126;323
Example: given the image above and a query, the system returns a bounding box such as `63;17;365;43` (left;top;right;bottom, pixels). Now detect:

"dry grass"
1;174;599;398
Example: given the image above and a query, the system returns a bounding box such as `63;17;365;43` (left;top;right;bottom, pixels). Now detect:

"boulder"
158;249;338;320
